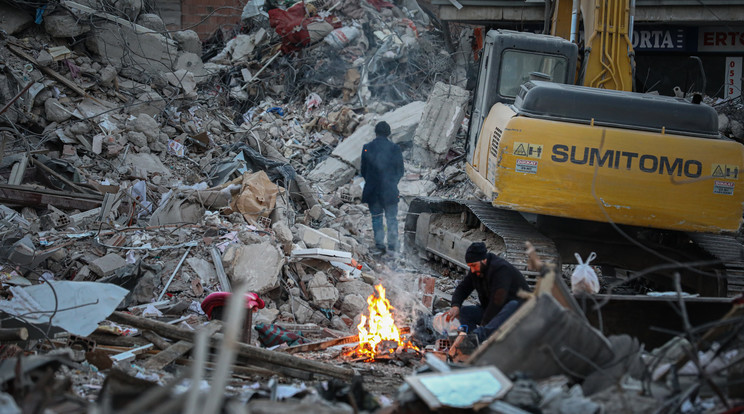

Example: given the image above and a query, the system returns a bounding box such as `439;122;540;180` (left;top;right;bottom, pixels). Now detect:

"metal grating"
489;127;502;158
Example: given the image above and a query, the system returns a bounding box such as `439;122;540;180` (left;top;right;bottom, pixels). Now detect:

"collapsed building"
0;0;744;412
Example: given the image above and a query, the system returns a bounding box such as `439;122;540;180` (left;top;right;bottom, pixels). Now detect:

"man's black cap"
375;121;391;136
465;242;488;264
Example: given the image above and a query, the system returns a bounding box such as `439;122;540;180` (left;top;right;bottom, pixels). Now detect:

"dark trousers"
369;200;398;251
458;300;522;342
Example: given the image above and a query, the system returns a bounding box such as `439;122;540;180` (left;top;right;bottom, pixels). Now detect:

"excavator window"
498;50;568;98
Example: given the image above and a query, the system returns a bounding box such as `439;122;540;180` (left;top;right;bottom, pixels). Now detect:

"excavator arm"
549;0;635;91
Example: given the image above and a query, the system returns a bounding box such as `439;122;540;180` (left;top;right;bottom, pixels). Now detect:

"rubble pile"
0;0;743;412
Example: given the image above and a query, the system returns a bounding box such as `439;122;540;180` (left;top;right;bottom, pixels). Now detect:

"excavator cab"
467;30;578;164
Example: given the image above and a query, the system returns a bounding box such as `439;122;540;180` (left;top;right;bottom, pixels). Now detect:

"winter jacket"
451;253;530;325
360;135;404;205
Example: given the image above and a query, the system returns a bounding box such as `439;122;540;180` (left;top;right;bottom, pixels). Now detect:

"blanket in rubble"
254;322;309;347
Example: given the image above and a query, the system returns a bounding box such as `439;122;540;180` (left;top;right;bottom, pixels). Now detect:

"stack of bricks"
180;0;245;39
418;276;436;309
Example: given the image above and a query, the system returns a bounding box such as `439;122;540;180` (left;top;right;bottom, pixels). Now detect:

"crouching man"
445;242;531;342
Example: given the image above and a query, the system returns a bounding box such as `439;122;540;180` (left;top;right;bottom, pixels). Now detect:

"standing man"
360;121;404;254
446;242;530;342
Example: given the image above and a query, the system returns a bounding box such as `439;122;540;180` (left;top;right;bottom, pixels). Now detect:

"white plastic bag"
432;312;460;335
571;252;599;294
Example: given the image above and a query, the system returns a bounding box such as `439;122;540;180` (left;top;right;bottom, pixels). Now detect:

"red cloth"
201;292;265;320
268;2;341;53
365;0;394;12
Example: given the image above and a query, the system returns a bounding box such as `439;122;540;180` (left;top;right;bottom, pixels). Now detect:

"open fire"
344;284;419;361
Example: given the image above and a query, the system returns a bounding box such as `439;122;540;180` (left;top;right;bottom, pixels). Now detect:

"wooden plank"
283;334;359;354
108;311;355;380
142;341;193;370
142;322;221;370
30;156;100;195
0;184;103;210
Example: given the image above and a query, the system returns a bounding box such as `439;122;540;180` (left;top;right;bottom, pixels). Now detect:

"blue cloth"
458;300;522;342
360;135;404;206
369;200;398;250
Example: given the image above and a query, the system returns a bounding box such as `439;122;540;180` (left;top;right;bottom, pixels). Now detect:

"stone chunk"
222;242;284;293
132;113;160;142
341;293;367;317
86;21;177;75
44;13;91;37
307;272;339;309
136;13;166;33
90;253;128;277
173;30;202;55
44;98;72;122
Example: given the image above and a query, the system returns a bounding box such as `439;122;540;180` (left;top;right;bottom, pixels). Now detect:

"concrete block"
186;257;216;284
222;242;284;293
398;179;437;199
412;82;469;167
90;253;128;277
289;296;315;324
44;98;73;122
123;153;172;177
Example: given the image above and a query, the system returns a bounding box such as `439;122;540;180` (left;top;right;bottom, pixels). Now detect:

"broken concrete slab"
186;257;217;285
296;224;349;250
175;53;206;79
222;242;284;293
398;179;437;199
45;98;73;123
412;82;469;167
44;12;91;38
90;253;128;277
123;153;172;177
84;19;177;75
307;101;425;193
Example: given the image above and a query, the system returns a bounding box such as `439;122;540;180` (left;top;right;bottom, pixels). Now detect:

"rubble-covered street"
2;0;744;413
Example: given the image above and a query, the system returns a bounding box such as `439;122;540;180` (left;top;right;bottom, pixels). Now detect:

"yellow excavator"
405;0;744;297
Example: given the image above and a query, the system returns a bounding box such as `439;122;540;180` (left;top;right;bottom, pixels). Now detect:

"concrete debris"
412;82;470;167
0;0;741;412
222;241;284;293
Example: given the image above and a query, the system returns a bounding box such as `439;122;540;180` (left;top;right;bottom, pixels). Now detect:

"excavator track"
688;232;744;297
405;197;560;283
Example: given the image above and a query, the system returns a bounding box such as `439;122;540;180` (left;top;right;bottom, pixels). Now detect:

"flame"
350;284;418;360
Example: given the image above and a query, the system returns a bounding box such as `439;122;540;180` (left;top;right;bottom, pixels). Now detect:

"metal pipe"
0;81;35;116
570;0;580;43
629;0;636;45
157;246;192;301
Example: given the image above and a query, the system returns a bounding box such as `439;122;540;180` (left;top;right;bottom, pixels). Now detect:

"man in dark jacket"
445;242;530;342
360;121;404;253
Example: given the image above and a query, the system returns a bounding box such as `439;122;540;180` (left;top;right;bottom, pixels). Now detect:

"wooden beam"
30;156;100;195
284;335;359;354
0;327;28;341
108;311;355;380
141;322;221;371
0;184;103;210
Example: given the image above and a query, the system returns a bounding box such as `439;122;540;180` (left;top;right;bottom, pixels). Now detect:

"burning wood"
343;284;420;362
